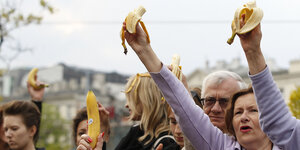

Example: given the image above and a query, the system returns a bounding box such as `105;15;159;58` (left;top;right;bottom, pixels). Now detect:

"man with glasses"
199;71;247;132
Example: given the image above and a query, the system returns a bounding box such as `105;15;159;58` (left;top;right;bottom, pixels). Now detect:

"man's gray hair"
201;70;248;97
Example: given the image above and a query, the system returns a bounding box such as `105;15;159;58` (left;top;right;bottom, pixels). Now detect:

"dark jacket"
115;124;180;150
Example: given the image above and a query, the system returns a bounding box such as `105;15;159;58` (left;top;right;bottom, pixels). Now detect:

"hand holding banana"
120;6;150;54
86;91;101;148
27;68;49;90
227;0;263;45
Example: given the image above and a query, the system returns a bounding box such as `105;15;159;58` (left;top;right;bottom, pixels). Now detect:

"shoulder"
153;133;179;150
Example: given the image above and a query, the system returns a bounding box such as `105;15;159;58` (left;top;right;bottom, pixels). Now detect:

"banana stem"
227;32;236;45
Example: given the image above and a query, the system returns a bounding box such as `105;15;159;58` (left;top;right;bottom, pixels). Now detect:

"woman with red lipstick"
225;86;279;149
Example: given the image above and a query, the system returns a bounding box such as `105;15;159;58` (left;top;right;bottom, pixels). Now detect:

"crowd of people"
0;6;299;150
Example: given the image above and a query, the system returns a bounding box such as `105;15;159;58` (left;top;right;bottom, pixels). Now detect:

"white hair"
201;70;248;97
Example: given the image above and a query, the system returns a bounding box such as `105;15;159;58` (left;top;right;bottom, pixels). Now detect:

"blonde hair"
125;73;170;145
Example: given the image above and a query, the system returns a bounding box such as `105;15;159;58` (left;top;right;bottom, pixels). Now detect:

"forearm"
135;45;162;72
244;47;266;75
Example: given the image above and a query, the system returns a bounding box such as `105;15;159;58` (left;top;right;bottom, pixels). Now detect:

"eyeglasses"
200;97;229;109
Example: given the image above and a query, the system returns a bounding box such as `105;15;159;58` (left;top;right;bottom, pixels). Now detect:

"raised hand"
123;22;151;55
97;102;110;142
238;14;266;75
238;14;262;54
27;75;45;101
123;21;162;72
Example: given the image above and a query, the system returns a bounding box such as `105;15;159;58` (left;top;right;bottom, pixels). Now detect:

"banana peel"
86;91;101;148
120;6;150;54
27;68;49;90
171;54;182;81
227;0;263;45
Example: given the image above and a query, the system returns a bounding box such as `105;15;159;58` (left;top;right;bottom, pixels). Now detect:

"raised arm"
27;79;45;112
124;23;236;149
239;20;300;149
123;22;161;72
238;23;266;75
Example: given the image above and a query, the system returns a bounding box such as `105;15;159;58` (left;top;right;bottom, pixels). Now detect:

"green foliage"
288;86;300;119
0;0;54;51
36;103;72;150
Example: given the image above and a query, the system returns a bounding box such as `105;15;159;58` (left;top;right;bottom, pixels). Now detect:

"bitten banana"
86;91;101;148
227;0;263;45
27;68;49;90
171;54;182;81
120;6;150;54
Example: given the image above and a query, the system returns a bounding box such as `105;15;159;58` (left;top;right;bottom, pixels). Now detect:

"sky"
1;0;300;76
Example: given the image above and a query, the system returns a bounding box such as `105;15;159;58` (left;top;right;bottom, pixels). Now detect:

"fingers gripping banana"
120;6;150;55
227;0;263;45
86;91;101;148
27;68;49;90
171;54;182;81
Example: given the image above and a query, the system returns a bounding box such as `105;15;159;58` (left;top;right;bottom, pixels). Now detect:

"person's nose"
5;129;12;139
241;112;250;123
211;101;222;113
174;124;182;135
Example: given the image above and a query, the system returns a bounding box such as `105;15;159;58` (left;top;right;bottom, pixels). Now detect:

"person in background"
190;87;202;109
2;100;42;150
0;75;46;150
73;104;110;150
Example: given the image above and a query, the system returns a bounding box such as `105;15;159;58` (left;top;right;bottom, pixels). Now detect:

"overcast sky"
1;0;300;75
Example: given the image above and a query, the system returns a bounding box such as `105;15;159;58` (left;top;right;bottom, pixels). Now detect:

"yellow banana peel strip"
120;6;150;54
227;0;263;45
86;91;101;148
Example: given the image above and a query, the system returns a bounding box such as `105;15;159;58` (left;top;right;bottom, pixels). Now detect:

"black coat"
115;125;180;150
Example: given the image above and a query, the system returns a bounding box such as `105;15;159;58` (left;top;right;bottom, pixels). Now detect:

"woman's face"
232;94;268;145
169;110;184;148
76;120;87;146
3;115;35;150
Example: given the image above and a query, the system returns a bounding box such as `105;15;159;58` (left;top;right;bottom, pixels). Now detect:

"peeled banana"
27;68;49;90
227;0;263;45
86;91;101;148
120;6;150;54
171;54;182;81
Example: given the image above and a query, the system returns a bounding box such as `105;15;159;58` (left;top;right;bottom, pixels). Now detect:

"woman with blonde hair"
77;73;176;150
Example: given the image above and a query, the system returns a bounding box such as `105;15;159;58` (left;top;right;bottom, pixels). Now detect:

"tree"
0;0;54;75
288;86;300;119
37;103;72;150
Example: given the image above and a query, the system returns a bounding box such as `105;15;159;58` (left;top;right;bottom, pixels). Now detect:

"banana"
27;68;49;90
86;91;101;148
171;54;182;81
227;0;263;45
120;6;150;54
